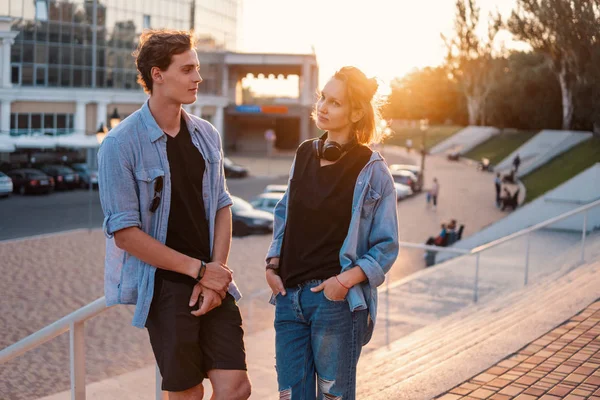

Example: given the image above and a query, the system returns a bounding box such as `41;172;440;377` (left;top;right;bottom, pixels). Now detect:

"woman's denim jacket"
266;146;399;343
98;101;239;328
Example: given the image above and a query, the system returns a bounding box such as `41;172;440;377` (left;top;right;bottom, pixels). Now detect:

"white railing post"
155;364;163;400
385;275;390;348
524;232;531;286
70;321;86;400
581;211;588;264
473;253;480;303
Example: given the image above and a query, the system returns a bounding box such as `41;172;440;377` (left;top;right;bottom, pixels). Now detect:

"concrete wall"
11;101;76;113
494;130;593;176
430;126;500;155
437;163;600;263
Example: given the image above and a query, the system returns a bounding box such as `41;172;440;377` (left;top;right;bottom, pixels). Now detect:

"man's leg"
146;277;208;396
208;370;251;400
199;294;250;400
167;383;205;400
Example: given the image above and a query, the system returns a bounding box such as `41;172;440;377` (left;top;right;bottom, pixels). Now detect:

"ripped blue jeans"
274;280;369;400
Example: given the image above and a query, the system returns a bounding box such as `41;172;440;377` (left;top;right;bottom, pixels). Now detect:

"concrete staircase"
356;258;600;399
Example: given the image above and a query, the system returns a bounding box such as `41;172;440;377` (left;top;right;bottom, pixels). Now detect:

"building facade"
0;0;318;164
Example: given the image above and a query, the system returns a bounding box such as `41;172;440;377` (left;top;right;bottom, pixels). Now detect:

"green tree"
443;0;502;126
508;0;600;130
485;51;562;130
385;67;466;124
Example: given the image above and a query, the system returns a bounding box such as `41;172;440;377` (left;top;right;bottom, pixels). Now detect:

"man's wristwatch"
195;260;207;282
266;263;279;272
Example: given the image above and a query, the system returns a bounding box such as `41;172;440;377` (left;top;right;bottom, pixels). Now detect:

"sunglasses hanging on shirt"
150;176;164;213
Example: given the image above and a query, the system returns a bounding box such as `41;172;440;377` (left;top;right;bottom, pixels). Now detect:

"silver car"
0;172;13;198
250;192;284;214
394;182;413;200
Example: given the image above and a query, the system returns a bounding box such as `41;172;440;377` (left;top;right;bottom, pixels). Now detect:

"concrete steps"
357;258;600;399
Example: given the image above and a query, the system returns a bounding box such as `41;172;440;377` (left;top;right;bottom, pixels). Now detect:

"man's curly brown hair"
133;29;196;94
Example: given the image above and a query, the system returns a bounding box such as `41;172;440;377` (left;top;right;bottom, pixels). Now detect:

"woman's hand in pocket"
311;277;348;301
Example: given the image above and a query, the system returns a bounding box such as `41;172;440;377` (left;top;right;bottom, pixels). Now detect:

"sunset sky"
239;0;521;96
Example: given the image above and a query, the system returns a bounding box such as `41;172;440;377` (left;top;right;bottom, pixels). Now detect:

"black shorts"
146;273;247;392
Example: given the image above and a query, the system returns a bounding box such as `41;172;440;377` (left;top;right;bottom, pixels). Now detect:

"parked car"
224;157;249;178
250;192;284;214
7;169;54;195
264;184;288;194
70;163;98;189
391;169;422;193
394;182;413;200
0;172;13;198
231;195;274;236
390;164;423;186
40;165;79;190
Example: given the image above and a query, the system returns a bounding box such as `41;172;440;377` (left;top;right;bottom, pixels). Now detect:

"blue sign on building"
235;105;262;113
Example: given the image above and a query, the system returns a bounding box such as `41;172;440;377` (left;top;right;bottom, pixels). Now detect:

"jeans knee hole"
279;388;291;400
319;377;341;399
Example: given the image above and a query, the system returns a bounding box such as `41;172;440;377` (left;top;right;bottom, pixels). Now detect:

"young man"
98;30;251;400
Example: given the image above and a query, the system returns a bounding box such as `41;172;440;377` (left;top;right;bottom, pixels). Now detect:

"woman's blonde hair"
314;66;388;145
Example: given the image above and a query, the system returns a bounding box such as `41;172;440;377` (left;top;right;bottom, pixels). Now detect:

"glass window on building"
36;0;49;21
35;65;47;85
11;64;21;85
9;113;75;136
9;0;236;90
21;65;34;85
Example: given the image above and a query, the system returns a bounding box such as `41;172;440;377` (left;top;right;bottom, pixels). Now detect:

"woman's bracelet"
335;275;350;290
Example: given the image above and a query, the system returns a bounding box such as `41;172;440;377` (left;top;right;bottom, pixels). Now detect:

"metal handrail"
0;298;108;364
471;197;600;255
398;241;471;254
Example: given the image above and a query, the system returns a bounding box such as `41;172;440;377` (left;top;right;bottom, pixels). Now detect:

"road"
0;175;287;241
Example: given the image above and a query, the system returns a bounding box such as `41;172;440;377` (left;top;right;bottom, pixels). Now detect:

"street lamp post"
419;119;429;188
88;123;109;231
109;108;121;130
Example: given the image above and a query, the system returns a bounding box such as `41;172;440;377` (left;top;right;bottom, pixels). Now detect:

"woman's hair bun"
367;77;379;99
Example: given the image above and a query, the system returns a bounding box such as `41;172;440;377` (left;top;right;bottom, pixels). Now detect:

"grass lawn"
385;123;463;150
464;130;539;166
521;137;600;203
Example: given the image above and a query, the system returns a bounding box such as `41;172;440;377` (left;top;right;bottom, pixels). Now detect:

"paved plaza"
1;145;520;399
436;299;600;400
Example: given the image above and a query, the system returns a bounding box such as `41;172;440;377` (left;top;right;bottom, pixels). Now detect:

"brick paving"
436;299;600;400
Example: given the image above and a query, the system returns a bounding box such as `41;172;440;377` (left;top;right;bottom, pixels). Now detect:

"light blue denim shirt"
266;145;399;343
98;100;239;329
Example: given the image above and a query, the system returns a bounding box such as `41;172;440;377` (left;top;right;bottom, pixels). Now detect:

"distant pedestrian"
494;173;502;207
430;178;439;210
513;154;521;173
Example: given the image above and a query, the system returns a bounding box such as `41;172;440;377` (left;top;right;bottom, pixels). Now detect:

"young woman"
265;66;399;399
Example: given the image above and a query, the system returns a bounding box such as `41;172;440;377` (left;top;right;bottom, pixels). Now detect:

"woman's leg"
274;287;316;400
310;290;369;400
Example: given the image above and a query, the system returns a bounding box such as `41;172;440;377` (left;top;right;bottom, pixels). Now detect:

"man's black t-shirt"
279;140;372;288
159;117;211;282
